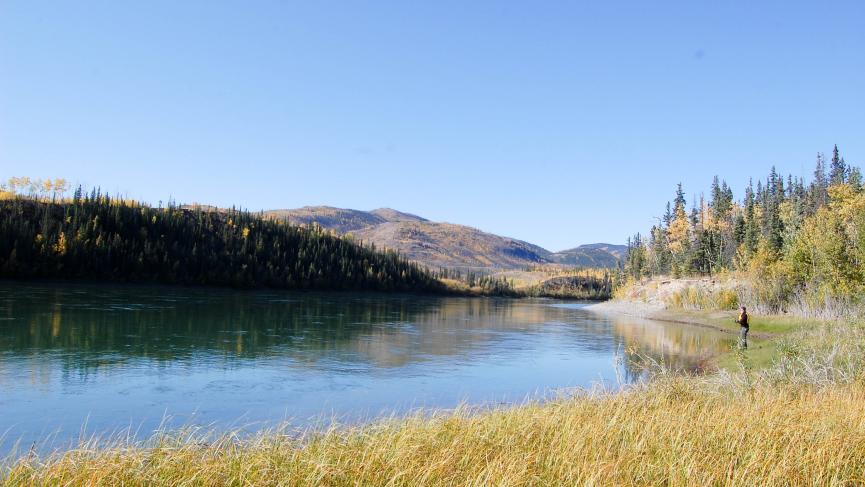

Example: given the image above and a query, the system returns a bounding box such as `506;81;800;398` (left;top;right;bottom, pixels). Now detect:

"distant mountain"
264;206;623;270
550;244;627;268
351;220;550;269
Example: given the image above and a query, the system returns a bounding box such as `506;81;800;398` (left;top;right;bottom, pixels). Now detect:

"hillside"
0;197;441;293
550;243;627;268
264;206;388;234
368;208;428;223
264;206;622;270
352;220;550;269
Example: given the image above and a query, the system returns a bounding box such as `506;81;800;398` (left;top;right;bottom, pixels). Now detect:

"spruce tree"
849;167;863;192
829;144;847;185
663;202;672;227
743;180;759;257
810;153;828;212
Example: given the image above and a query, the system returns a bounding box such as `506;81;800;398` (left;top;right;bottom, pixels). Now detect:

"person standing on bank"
736;306;749;349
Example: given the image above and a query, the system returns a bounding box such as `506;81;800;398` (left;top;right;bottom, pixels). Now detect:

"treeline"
432;267;517;295
526;270;613;300
623;145;864;312
432;266;613;299
0;188;443;293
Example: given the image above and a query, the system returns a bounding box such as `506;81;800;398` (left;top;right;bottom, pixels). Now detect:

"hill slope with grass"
265;206;623;270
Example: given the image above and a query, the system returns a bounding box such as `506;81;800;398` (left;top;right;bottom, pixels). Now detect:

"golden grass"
666;286;739;311
5;376;865;486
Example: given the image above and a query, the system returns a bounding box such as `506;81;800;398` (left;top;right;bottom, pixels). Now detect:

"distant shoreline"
0;277;604;301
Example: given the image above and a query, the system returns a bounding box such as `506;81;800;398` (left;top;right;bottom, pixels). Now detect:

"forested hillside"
550;244;627;267
623;145;864;314
0;185;442;292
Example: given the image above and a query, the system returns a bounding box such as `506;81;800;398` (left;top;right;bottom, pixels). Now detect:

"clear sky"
1;1;863;251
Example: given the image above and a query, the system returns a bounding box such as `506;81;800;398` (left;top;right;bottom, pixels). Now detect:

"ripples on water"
0;282;733;452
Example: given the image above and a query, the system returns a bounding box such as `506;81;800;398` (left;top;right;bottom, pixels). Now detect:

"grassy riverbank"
588;299;816;371
595;275;859;373
5;319;865;485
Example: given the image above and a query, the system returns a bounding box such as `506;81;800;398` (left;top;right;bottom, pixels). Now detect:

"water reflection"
0;282;733;451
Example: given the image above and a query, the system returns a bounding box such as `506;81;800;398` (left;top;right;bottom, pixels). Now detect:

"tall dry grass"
5;323;865;486
666;286;739;311
734;276;864;320
5;381;865;486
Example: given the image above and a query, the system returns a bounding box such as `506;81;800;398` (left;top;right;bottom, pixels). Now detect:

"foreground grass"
5;382;865;485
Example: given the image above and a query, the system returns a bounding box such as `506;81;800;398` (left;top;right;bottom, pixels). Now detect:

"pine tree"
663;202;672;227
667;184;691;273
849;167;863;192
649;225;670;275
810;153;828;212
625;233;645;279
743;180;759;257
674;183;687;212
710;176;722;217
829;144;847;185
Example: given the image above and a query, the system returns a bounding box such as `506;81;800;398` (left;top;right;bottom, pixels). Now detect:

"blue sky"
1;1;863;251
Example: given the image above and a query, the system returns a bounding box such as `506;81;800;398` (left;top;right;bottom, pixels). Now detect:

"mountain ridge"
263;206;624;270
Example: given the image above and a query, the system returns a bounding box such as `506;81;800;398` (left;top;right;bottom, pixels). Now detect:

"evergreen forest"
0;183;442;293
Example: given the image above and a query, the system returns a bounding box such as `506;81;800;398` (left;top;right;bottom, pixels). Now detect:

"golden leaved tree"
785;184;865;299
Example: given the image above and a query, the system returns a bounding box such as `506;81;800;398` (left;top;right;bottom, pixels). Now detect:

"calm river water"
0;282;733;452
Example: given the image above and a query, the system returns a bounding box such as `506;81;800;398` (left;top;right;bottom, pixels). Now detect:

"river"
0;282;733;453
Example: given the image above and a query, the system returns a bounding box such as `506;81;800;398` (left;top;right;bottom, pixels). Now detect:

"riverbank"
588;275;838;372
587;299;820;371
586;299;810;337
